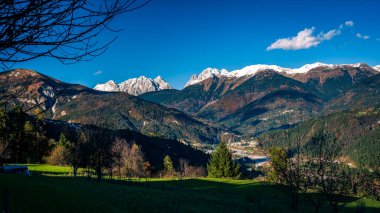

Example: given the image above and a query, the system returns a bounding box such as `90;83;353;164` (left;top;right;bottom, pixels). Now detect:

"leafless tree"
111;139;149;179
111;137;128;179
125;143;146;178
0;0;151;69
177;158;206;179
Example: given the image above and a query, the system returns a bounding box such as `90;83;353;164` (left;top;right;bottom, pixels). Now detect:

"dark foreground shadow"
0;174;379;213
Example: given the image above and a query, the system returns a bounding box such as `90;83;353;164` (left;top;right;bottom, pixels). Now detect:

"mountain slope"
197;70;323;135
142;70;323;136
53;91;220;146
141;75;244;114
326;73;380;112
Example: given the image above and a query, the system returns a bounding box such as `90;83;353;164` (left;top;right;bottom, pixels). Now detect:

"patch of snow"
285;62;334;74
60;111;67;116
41;86;55;98
281;109;294;115
373;65;380;72
51;99;58;119
172;120;179;125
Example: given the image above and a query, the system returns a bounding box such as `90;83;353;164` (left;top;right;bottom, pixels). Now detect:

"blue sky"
16;0;380;89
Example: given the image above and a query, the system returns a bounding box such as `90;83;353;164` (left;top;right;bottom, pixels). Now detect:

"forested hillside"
0;108;209;169
258;107;380;168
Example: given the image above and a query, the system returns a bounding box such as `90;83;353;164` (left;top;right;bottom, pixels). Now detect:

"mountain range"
94;63;379;96
2;62;380;147
94;76;172;95
2;62;380;168
140;62;379;136
184;62;379;87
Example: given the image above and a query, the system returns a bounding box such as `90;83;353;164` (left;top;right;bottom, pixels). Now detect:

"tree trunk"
2;189;9;213
96;157;102;181
73;163;78;177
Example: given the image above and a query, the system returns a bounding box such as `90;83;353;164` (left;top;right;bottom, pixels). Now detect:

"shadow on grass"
0;173;379;213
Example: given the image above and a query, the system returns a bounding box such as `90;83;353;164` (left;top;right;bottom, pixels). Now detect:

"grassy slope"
1;165;379;213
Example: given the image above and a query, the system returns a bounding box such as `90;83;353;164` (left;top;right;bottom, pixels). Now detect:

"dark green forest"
259;107;380;169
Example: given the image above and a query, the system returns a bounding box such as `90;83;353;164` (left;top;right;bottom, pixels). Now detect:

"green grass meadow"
0;164;379;212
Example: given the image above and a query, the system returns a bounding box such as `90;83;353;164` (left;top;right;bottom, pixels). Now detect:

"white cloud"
93;70;102;75
267;28;319;50
356;33;370;40
267;21;353;51
345;20;354;27
319;29;341;40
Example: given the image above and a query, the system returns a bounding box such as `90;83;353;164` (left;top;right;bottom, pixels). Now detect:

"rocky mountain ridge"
185;62;379;87
94;76;172;95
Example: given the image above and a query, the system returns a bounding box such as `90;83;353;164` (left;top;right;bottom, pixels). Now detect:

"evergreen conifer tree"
207;142;241;178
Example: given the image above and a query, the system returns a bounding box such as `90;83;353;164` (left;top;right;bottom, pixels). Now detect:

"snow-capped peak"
373;65;380;72
94;76;172;95
94;80;120;92
285;62;334;74
351;62;367;68
154;76;172;90
184;68;228;87
227;64;290;78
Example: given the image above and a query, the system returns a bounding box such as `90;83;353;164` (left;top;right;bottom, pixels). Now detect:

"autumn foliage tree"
163;155;174;177
47;132;70;166
111;138;150;179
125;143;147;178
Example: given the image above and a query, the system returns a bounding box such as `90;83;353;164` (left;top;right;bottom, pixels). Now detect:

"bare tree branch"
0;0;151;68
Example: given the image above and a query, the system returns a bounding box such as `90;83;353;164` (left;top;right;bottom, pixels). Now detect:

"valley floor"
0;165;379;213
